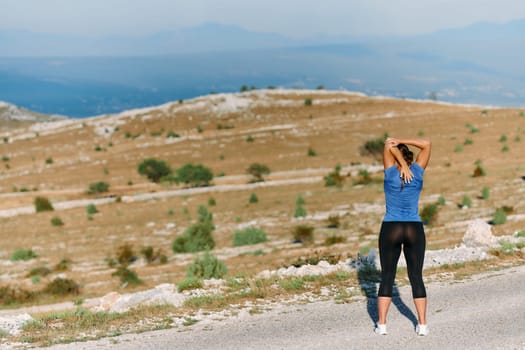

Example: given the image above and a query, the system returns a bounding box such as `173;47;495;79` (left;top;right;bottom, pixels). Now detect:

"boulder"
462;219;498;248
0;313;33;335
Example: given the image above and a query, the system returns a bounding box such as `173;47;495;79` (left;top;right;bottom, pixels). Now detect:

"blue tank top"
383;163;424;222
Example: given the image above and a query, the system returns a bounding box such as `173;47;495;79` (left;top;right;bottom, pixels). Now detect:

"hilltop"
0;101;64;130
0;89;523;345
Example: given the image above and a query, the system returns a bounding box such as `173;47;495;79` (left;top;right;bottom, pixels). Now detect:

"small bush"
26;266;51;278
481;187;490;200
1;155;9;162
292;225;314;244
420;203;438;225
454;144;463;153
246;135;254;143
0;286;34;305
360;133;387;159
173;163;213;187
464;139;473;145
44;278;80;296
307;147;317;156
233;227;268;247
437;195;446;206
54;258;72;271
280;277;304;291
11;249;38;262
461;196;472;208
208;197;216;206
249;193;259;203
86;204;98;215
50;217;64;227
87;181;110;194
137;158;172;183
166;130;180;138
140;246;167;264
294;195;307;218
172;206;215;253
187;251;227;279
116;244;137;266
112;267;143;286
324;234;346;245
34;196;54;212
178;277;203;292
501;145;509;152
472;160;486;177
353;169;377;185
246;163;270;183
499;134;507;142
304;98;313;106
492;209;507;225
324;164;345;187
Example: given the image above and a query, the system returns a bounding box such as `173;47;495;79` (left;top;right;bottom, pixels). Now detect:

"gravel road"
47;264;525;350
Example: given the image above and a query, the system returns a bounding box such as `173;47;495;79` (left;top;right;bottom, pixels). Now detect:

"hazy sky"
2;0;525;38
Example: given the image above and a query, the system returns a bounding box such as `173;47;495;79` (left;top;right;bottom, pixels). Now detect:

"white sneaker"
415;324;429;336
375;324;387;335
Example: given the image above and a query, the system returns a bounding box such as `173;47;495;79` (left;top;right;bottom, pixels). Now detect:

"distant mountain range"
1;20;524;117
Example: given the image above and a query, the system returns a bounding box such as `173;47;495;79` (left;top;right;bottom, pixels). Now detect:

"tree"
175;163;213;187
246;163;270;182
137;158;172;183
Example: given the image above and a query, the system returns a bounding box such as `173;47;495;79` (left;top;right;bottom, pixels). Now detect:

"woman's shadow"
356;249;418;328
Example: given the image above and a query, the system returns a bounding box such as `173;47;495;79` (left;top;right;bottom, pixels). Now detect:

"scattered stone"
0;313;33;335
462;219;499;248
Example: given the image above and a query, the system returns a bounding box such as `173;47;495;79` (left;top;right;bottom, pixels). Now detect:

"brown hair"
397;143;413;166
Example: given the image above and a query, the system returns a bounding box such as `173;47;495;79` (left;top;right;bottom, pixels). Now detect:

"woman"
375;137;431;336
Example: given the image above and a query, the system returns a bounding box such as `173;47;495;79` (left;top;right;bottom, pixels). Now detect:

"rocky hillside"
0;89;523;306
0;101;64;129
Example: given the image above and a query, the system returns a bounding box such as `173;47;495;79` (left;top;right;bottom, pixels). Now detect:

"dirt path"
46;264;525;350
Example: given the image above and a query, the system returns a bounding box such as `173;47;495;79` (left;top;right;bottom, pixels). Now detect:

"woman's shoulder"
410;162;425;174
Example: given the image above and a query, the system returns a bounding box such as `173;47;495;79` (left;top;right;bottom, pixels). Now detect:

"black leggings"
378;221;427;298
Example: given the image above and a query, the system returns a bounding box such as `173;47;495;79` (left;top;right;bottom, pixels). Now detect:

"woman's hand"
385;137;399;147
399;164;413;183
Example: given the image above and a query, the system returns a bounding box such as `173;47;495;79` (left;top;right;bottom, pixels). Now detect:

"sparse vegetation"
172;206;215;253
50;217;64;227
292;225;314;244
326;214;340;228
246;135;254;142
499;134;507;142
324;164;344;187
11;249;38;261
360;133;387;159
246;163;270;183
481;186;490;200
324;234;346;245
177;277;203;292
112;266;143;286
294;194;307;218
492;208;507;225
461;195;472;208
87;181;110;194
86;204;98;215
249;193;259;204
420;203;439;225
140;246;167;264
472;160;486;177
186;251;227;279
44;278;80;296
233;227;268;247
307;147;317;156
304;98;313;106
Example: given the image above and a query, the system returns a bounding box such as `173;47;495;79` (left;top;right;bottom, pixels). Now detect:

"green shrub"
360;133;387;159
137;158;172;183
86;204;98;215
294;195;307;218
246;163;270;183
112;267;143;286
208;197;216;206
420;203;438;225
516;230;525;238
1;155;9;162
140;246;167;264
461;196;472;208
464;139;473;145
499;134;507;142
177;277;203;292
50;217;64;227
166;130;180;138
324;164;344;187
116;244;137;266
307;147;317;156
481;186;490;200
353;169;376;185
11;249;38;262
292;225;314;244
492;209;507;225
172;206;215;253
279;277;304;291
454;144;463;153
34;196;54;212
187;251;227;279
437;195;446;206
44;278;80;295
246;135;254;143
501;145;509;152
87;181;110;194
304;98;313;106
174;163;213;187
472;160;486;177
233;227;268;246
249;193;259;204
26;266;51;278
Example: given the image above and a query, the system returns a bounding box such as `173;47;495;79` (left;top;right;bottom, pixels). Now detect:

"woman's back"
383;162;424;222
